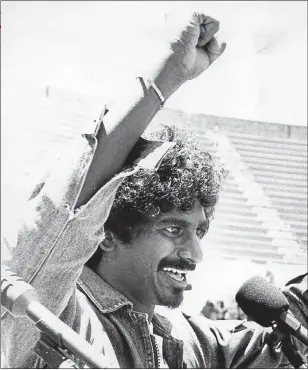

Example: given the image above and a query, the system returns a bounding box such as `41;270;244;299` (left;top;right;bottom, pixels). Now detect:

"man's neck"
96;264;155;322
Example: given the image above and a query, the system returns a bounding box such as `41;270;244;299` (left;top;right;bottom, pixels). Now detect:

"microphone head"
235;276;289;327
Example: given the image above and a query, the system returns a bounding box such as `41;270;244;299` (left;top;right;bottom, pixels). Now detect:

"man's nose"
177;237;203;264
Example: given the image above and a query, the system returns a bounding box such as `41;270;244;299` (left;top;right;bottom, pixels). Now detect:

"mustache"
158;257;196;272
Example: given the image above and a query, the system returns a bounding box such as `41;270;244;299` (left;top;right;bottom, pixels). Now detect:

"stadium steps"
244;163;306;177
226;131;307;255
212;145;306;159
220;247;285;260
213;215;264;226
241;157;305;172
262;182;307;194
211;222;270;235
233;150;306;164
208;228;273;242
253;172;307;186
270;203;307;217
227;135;307;153
279;215;307;225
272;201;307;213
216;204;259;218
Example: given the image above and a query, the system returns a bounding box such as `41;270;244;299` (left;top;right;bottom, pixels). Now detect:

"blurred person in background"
224;299;247;321
265;269;275;285
200;300;219;320
1;7;307;369
216;300;227;320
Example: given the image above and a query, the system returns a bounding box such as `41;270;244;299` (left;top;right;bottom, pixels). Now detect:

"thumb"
205;37;227;64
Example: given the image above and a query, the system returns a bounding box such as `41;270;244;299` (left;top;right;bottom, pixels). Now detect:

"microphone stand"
1;266;110;369
281;335;308;369
34;333;79;369
267;324;308;369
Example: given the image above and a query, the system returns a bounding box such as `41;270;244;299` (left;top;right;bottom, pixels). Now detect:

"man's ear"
99;231;117;252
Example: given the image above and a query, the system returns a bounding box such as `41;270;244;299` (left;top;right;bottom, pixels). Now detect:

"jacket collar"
77;266;173;336
77;266;133;313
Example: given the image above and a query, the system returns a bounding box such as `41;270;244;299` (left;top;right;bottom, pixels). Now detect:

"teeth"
176;269;188;275
162;267;188;275
162;267;189;283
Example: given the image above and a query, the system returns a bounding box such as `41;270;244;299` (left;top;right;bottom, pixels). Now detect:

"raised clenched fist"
166;10;226;80
150;9;226;98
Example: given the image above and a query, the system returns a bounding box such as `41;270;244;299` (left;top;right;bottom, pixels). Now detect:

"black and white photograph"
1;1;307;368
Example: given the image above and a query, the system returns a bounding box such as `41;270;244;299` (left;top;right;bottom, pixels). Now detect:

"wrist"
136;77;165;110
147;51;186;100
153;66;184;100
152;71;183;100
137;77;166;107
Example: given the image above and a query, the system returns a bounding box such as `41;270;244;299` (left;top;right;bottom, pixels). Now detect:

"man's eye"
164;226;183;236
196;227;206;239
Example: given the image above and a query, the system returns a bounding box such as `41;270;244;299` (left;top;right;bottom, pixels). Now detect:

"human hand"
167;9;226;79
151;9;226;98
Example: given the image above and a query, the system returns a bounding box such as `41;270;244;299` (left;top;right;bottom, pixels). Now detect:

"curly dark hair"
86;129;226;270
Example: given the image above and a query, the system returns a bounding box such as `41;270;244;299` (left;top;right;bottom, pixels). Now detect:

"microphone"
1;265;111;369
235;276;308;348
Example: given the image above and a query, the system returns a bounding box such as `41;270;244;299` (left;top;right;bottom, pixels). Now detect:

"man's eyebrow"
157;217;209;228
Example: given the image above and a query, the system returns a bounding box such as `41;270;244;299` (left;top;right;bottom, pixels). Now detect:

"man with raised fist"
1;8;307;369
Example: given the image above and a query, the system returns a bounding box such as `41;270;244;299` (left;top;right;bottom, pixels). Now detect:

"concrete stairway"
228;133;307;254
197;131;307;265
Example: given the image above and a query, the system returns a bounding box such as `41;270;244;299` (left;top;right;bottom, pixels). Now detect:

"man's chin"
157;289;184;308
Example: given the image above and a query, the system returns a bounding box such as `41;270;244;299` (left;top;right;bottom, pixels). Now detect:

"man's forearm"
76;68;181;208
76;9;226;208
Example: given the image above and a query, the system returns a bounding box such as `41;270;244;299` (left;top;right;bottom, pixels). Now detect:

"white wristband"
146;79;165;105
137;77;165;107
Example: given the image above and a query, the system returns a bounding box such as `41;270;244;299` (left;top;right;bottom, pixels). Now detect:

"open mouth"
159;266;190;288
